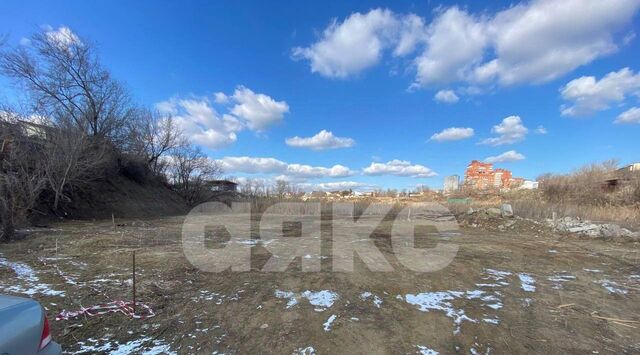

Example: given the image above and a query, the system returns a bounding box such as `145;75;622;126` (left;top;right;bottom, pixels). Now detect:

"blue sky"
1;0;639;191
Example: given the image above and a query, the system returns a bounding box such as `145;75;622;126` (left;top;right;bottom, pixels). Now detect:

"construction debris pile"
456;204;547;234
455;204;640;241
547;217;640;241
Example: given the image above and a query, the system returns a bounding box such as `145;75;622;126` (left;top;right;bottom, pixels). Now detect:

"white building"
519;180;539;190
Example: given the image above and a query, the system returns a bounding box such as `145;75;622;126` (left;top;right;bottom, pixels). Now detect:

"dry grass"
2;215;639;354
508;197;640;228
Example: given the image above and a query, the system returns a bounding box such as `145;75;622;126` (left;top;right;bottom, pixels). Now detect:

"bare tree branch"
0;28;134;143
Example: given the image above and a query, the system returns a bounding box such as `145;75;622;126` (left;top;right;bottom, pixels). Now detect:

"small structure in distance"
206;179;238;192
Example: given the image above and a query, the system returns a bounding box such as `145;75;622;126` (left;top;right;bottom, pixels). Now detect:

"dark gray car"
0;294;62;355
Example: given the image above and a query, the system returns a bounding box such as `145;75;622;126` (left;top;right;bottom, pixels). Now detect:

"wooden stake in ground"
132;250;136;315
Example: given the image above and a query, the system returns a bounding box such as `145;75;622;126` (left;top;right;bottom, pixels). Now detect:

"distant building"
1;120;53;162
464;160;496;189
494;168;513;188
464;160;526;190
206;180;238;192
519;180;539;190
618;162;640;174
603;162;640;189
444;175;460;194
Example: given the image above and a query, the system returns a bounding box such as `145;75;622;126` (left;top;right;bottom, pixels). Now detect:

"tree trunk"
53;191;60;211
0;205;14;242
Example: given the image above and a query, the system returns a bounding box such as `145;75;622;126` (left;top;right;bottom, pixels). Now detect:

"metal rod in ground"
132;250;136;315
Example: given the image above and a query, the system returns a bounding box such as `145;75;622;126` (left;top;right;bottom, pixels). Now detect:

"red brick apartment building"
464;160;524;190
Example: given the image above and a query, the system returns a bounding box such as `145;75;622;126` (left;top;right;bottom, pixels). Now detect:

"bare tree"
127;109;186;175
0;28;133;143
239;179;253;195
167;146;222;206
252;179;266;197
275;179;290;198
0;114;47;242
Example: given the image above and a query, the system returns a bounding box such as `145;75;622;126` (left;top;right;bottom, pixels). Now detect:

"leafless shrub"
538;159;619;205
43;119;110;210
632;178;640;204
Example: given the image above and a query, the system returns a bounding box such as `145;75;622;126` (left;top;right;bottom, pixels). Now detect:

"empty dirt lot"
1;210;639;354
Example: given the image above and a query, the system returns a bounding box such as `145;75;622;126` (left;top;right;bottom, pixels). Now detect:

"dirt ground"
1;211;639;354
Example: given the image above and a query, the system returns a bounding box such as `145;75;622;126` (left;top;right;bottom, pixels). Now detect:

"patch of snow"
518;273;536;292
583;269;602;273
402;277;506;334
416;345;440;354
301;290;339;311
72;337;175;355
360;291;383;308
275;290;299;308
0;257;65;297
475;283;500;288
596;280;628;295
404;292;476;334
482;318;500;325
465;290;484;299
483;269;511;286
547;249;558;254
485;269;512;278
323;314;337;332
293;346;316;355
480;294;503;310
193;290;223;304
275;289;338;311
548;274;576;289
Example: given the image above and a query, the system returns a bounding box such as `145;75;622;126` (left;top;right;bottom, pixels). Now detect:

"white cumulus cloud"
480;116;528;146
484;150;526;164
363;159;437;178
285;130;355;150
415;7;488;86
228;86;289;131
156;86;288;148
156;97;243;149
615;107;640;124
292;9;430;78
218;156;354;179
291;9;399;78
535;125;548;134
293;1;640;90
299;181;373;192
434;90;460;103
213;92;229;104
218;156;288;174
430;127;474;142
285;164;354;178
418;0;639;86
560;67;640;116
44;26;82;49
